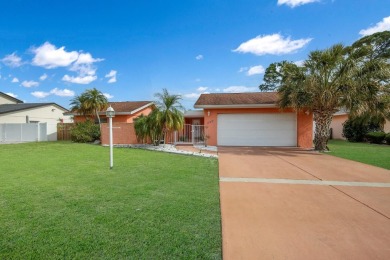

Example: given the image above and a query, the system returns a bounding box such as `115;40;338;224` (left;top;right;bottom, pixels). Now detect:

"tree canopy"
260;31;390;151
134;89;184;145
70;88;108;124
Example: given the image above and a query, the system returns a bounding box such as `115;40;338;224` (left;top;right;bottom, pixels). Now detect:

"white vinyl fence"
0;123;47;143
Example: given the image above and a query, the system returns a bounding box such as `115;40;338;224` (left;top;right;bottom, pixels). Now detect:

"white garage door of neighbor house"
217;113;297;146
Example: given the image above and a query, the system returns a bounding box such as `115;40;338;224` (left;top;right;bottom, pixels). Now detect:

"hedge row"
364;132;390;145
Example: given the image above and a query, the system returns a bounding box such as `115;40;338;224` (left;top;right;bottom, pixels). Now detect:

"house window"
30;121;39;124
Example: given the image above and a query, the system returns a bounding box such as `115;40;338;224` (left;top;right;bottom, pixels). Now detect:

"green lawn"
327;140;390;170
0;142;221;259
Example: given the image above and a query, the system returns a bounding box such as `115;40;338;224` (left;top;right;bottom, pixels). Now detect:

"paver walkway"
219;147;390;259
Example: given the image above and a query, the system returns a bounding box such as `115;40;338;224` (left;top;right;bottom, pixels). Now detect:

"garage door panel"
217;113;297;146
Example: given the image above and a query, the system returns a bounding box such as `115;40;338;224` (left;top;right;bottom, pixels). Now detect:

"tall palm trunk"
95;109;101;124
313;110;334;151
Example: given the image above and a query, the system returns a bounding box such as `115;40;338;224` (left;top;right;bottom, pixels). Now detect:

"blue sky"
0;0;389;109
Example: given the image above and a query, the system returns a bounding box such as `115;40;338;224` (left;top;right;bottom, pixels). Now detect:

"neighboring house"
0;92;71;141
330;111;390;140
69;101;155;145
194;92;313;148
0;92;23;104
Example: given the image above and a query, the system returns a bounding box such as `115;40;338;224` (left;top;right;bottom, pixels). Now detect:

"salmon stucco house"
193;92;313;149
70;101;155;145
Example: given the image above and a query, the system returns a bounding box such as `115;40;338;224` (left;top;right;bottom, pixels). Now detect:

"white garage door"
217;113;297;146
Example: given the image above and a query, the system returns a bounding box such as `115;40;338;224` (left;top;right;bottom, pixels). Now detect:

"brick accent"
100;122;138;145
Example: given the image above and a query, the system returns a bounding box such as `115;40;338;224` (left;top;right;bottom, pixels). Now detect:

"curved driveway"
218;147;390;259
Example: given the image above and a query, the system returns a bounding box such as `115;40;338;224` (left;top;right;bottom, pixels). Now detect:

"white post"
109;117;113;169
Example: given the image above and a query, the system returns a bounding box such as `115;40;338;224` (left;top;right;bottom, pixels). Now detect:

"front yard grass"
327;140;390;170
0;142;221;259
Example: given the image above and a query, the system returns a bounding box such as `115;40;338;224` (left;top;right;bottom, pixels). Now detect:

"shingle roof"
0;92;23;104
0;103;68;115
65;101;154;115
194;92;279;107
107;101;154;113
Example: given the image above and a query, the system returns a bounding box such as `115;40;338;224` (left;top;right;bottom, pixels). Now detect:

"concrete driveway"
219;147;390;259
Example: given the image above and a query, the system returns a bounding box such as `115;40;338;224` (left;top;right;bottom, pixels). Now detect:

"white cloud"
103;93;114;99
238;67;248;73
74;52;103;65
195;55;203;60
247;65;265;76
62;74;97;84
31;91;50;98
50;88;75;97
238;65;265;76
39;73;48;81
70;52;103;77
107;77;116;83
294;60;305;66
1;53;23;67
11;77;19;83
31;42;79;69
5;92;17;98
233;33;312;56
359;16;390;36
277;0;319;8
197;86;208;92
183;93;201;99
21;80;39;88
105;70;116;78
105;70;117;83
223;86;257;93
183;86;210;99
215;88;221;92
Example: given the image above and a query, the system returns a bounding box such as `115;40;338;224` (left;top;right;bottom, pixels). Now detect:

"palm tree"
70;94;91;118
69;88;108;124
134;89;184;146
260;41;389;151
154;88;184;143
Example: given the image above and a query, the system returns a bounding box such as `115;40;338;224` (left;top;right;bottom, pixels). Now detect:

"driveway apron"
218;147;390;259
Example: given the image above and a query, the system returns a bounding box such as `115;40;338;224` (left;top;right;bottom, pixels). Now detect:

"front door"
192;119;201;125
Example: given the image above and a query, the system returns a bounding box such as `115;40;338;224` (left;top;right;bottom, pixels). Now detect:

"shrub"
70;120;100;143
365;131;386;144
385;133;390;145
342;118;381;142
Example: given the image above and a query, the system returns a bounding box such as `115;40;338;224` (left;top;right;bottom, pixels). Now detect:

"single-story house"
193;92;313;148
72;101;154;123
69;101;155;145
0;92;71;141
330;110;390;140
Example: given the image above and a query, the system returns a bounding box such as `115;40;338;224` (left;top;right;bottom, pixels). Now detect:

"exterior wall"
330;114;348;140
100;122;138;145
0;95;18;104
129;107;153;122
384;120;390;133
330;116;390;139
204;107;313;149
297;111;314;148
0;105;69;141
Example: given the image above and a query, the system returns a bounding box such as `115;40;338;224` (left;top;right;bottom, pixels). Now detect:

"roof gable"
107;101;154;114
194;92;279;108
0;92;24;104
67;101;155;116
0;103;69;115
